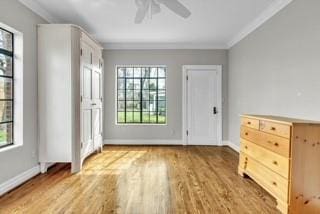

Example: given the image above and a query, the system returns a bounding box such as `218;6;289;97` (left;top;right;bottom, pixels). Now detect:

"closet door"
80;42;94;157
92;52;103;150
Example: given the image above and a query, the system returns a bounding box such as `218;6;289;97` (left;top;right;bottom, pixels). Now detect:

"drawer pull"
247;121;251;125
274;142;279;147
245;146;248;149
245;132;249;136
273;161;278;165
245;157;248;161
271;127;276;131
272;181;277;186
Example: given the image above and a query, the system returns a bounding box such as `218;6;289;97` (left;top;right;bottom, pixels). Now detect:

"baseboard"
104;139;184;145
0;165;40;196
222;141;240;153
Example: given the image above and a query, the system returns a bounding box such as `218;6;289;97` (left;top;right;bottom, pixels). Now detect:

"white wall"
228;0;320;146
0;0;47;184
103;49;228;141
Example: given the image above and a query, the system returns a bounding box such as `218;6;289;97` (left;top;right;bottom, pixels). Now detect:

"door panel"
82;110;92;151
81;41;103;158
92;71;101;99
83;67;92;99
187;69;218;145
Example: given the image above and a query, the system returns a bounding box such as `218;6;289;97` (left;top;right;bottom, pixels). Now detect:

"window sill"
0;144;22;153
115;123;168;126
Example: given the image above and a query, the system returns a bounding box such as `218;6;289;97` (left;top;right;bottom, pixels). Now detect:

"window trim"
115;65;167;126
0;23;23;153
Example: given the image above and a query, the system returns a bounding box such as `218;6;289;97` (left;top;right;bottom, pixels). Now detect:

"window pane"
0;54;12;76
158;112;166;123
126;101;133;111
158;79;166;90
126;112;133;123
142;68;150;78
142;112;150;123
126;90;133;100
142;101;149;111
150;68;157;77
0;101;12;123
126;79;134;89
158;101;166;112
118;90;125;100
149;90;157;102
142;90;149;100
118;79;125;89
118;68;125;78
134;68;141;78
158;90;166;101
133;101;140;111
0;78;12;99
126;68;133;78
118;101;125;111
133;112;141;123
149;100;156;112
0;122;13;147
0;29;13;52
158;68;166;78
150;112;157;123
142;79;149;89
134;79;140;89
149;79;157;89
117;112;125;123
134;90;140;100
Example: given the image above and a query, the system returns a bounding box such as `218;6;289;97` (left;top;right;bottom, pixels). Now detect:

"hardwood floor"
0;146;280;214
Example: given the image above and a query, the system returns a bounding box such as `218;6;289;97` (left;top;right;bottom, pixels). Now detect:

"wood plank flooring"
0;146;280;214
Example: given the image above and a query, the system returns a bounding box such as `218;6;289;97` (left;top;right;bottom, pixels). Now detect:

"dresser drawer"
241;117;259;130
239;153;289;203
240;139;289;179
241;126;290;158
260;120;291;139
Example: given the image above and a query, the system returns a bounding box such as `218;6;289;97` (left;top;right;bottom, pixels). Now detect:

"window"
0;28;14;148
116;66;166;124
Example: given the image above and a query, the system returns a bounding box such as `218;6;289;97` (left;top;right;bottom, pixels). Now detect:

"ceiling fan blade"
135;7;149;24
135;0;150;24
151;0;161;15
158;0;191;18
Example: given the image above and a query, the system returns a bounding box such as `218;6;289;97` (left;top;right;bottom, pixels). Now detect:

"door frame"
182;65;222;146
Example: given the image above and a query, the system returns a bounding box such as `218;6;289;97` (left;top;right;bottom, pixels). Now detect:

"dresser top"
242;114;320;125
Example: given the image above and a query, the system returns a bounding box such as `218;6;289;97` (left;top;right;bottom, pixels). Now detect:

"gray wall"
228;0;320;146
103;49;228;141
0;0;47;183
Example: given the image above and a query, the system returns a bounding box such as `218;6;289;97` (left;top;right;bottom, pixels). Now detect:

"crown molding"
227;0;293;48
19;0;59;23
19;0;292;50
103;42;228;50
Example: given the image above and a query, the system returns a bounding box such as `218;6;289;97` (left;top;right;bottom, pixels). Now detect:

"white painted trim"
222;141;240;153
227;0;293;48
104;139;183;145
18;0;59;23
103;42;228;50
0;165;40;196
182;65;223;146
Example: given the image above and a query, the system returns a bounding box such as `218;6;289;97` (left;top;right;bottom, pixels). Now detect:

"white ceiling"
19;0;292;49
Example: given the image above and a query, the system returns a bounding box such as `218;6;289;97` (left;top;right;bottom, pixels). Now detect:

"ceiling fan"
135;0;191;24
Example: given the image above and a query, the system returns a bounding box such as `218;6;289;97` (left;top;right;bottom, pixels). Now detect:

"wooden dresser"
238;115;320;214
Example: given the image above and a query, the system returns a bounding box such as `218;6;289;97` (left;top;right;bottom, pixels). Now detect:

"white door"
80;43;103;157
185;66;221;145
